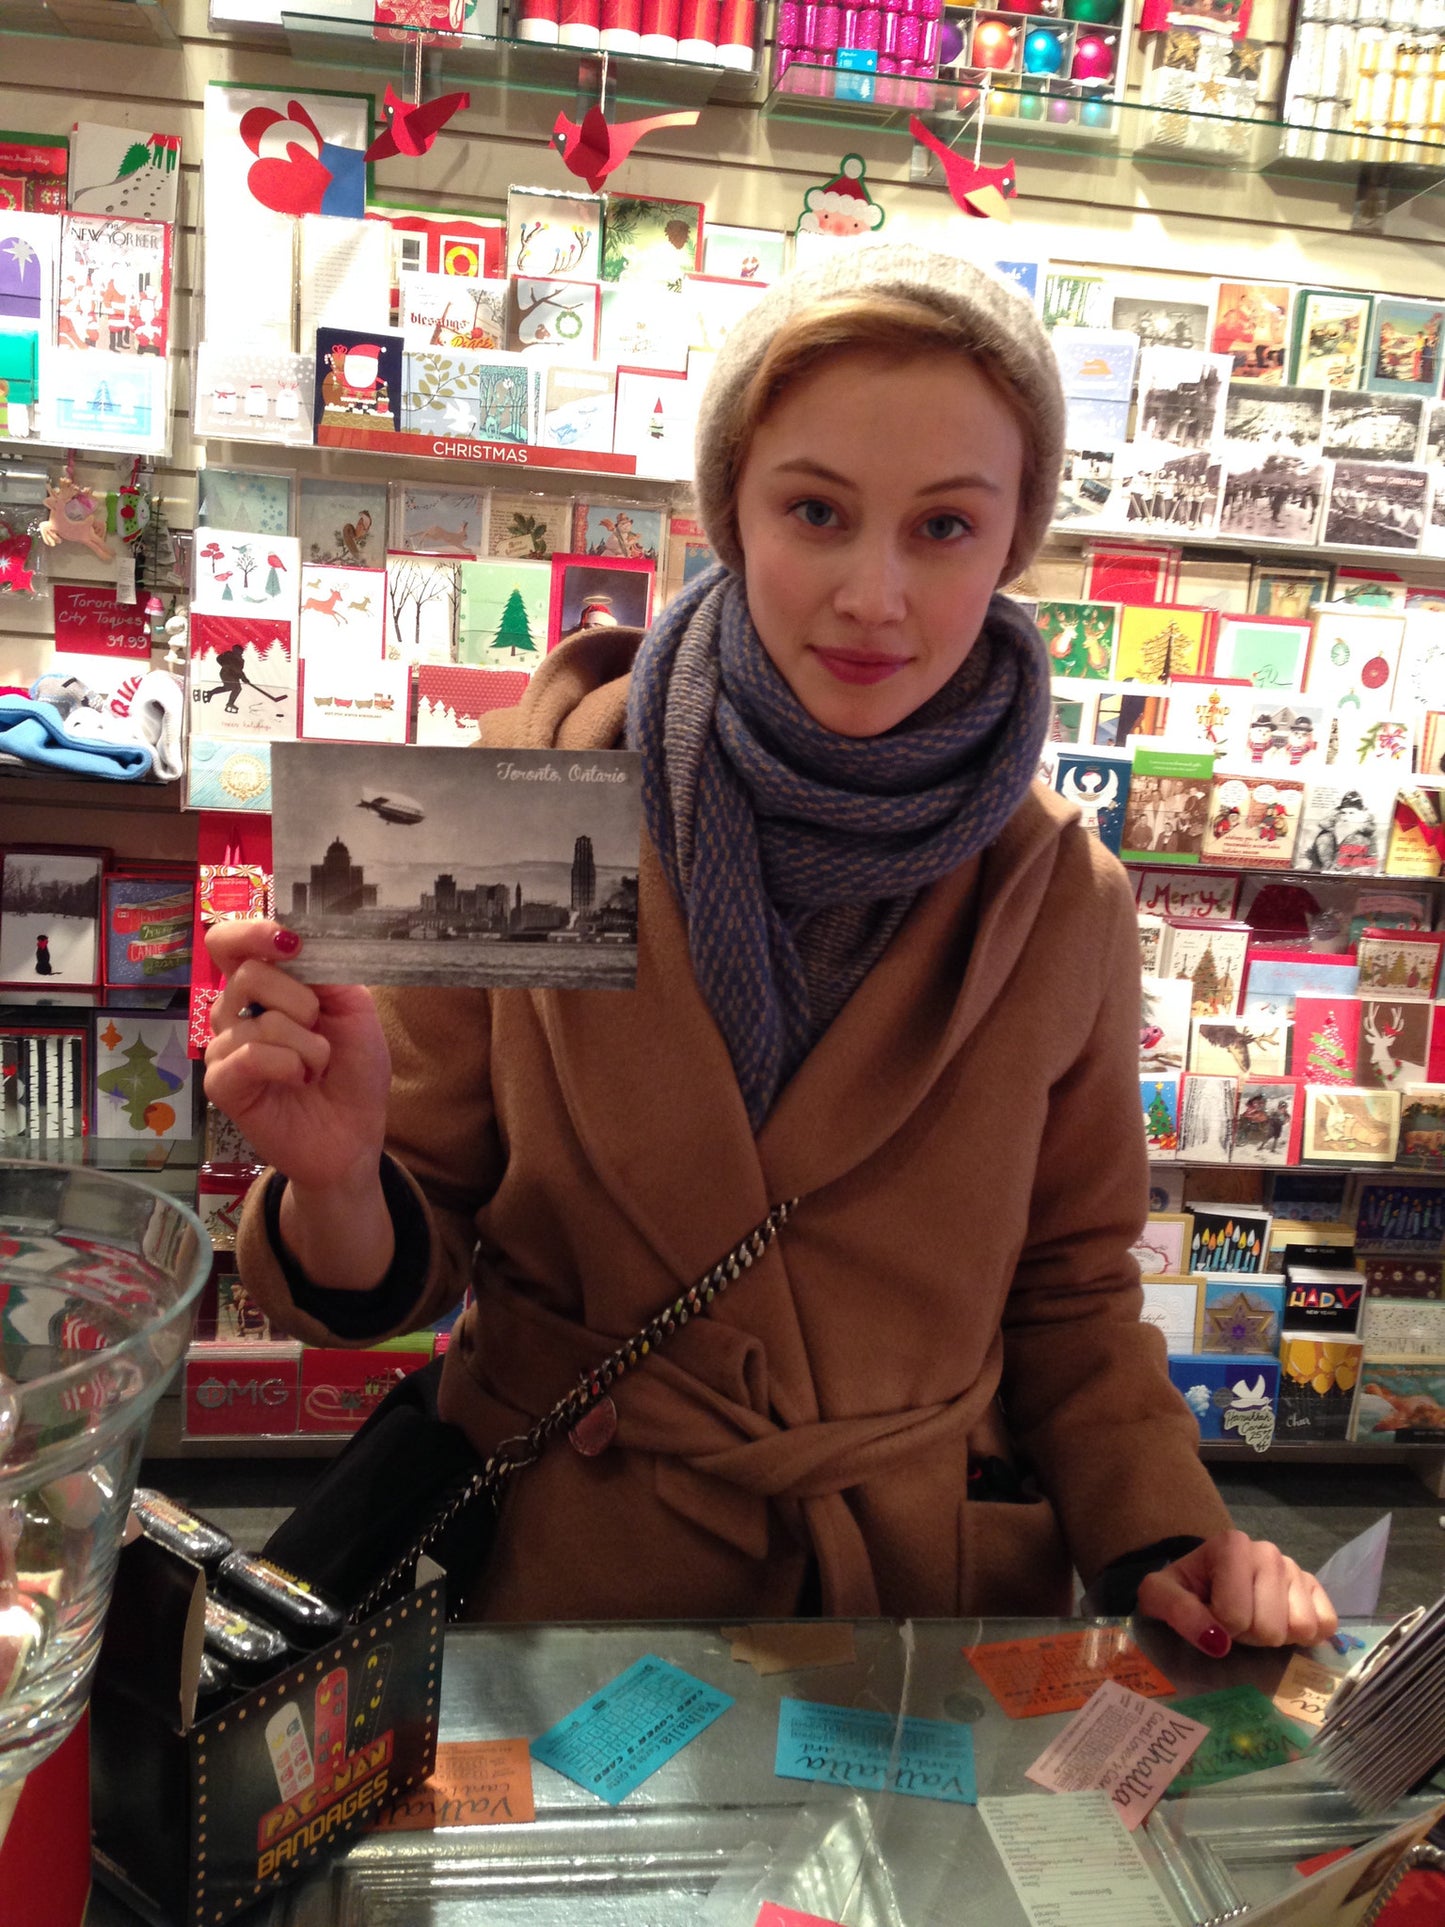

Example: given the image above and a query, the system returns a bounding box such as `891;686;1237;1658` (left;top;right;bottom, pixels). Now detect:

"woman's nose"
831;540;907;627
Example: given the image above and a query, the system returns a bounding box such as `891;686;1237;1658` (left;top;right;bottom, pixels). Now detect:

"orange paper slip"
371;1739;535;1831
966;1630;1175;1719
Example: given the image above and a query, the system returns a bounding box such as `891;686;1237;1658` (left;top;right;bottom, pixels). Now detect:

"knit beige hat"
692;240;1066;583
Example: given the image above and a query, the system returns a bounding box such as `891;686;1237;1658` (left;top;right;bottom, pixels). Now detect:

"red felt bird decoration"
551;104;700;193
366;83;472;161
907;115;1018;222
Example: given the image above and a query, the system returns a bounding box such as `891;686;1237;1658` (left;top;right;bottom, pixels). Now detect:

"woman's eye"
919;513;969;542
790;499;837;529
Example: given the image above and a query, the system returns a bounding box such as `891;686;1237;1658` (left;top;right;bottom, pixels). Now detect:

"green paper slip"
1165;1685;1305;1789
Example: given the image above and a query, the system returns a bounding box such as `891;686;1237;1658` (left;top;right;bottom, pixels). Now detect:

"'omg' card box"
90;1536;441;1923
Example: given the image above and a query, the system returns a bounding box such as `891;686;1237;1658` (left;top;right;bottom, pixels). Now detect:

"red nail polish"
1198;1624;1231;1659
273;928;302;957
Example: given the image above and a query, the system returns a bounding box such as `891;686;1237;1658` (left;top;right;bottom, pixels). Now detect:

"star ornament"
1205;1290;1276;1352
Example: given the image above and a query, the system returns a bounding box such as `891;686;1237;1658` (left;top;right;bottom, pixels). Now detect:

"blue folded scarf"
0;695;154;780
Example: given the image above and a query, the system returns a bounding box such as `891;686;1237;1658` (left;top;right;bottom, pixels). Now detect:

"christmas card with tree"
1384;785;1445;878
1295;780;1391;876
191;530;301;622
1035;600;1120;680
1198;1277;1286;1355
297;565;385;662
1231;1077;1302;1165
1357;928;1444;1000
1357;998;1431;1090
93;1011;194;1141
1052;751;1130;855
187;614;296;743
383;554;458;663
1141;1074;1180;1160
1293;997;1363;1084
1115;604;1212;684
1162;920;1248;1017
1302;1085;1402;1163
1122;746;1213;865
1399;1086;1445;1172
1141;974;1192;1076
1200;773;1305;869
414;664;528;746
1191;1015;1289;1079
457;559;550;672
1277;1335;1362;1441
1179;1073;1238;1163
1189;1203;1272;1273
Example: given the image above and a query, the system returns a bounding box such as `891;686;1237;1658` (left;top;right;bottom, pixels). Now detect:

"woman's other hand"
1136;1528;1340;1656
203;920;392;1196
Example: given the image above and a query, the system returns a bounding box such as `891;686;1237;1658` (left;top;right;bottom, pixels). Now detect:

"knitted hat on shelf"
692;240;1066;583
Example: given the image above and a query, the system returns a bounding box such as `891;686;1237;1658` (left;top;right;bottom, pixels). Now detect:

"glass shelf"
1;1135;201;1172
0;0;177;42
281;7;760;108
1045;522;1445;573
766;63;1445;203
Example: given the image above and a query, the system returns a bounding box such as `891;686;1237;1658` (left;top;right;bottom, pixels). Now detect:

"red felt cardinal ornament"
367;83;471;160
907;115;1017;221
551;104;700;193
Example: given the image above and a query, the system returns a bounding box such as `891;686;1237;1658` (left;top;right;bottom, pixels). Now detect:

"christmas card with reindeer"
383;553;459;662
1357;998;1432;1091
457;559;550;672
505;187;602;282
297;477;388;570
1200;773;1305;869
92;1010;194;1142
187;615;296;743
191;530;300;621
1357;928;1445;1000
1161;920;1248;1017
1035;601;1120;681
389;483;486;559
1293;997;1363;1084
296;565;385;661
1191;1014;1289;1079
1051;750;1130;855
1302;1085;1401;1164
1231;1078;1303;1166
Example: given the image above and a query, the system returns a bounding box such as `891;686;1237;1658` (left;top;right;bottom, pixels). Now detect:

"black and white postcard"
1321;390;1423;464
1219;456;1326;544
1136;347;1231;450
1323;461;1428;552
1222;382;1325;452
1111;294;1210;352
1119;446;1222;536
269;741;641;990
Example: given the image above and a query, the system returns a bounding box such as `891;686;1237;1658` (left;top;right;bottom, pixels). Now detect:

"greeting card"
68;124;180;224
1294;781;1390;875
1231;1079;1302;1166
538;363;616;454
702;223;785;281
197;465;293;535
1399;1087;1445;1172
1294;997;1363;1084
1198;1277;1286;1353
506;188;602;280
1141;973;1192;1075
1163;677;1253;756
1366;297;1445;399
601;194;703;285
1356;998;1431;1091
1302;1085;1401;1164
1115;605;1210;683
1051;328;1139;402
1200;774;1304;869
0;850;103;989
400;349;484;437
1385;785;1445;879
1213;616;1312;693
1036;601;1119;680
389;483;485;558
505;276;601;356
57;214;169;356
1303;608;1405;713
0;213;55;440
188;613;296;740
613;369;698;480
414;663;528;745
1142;1076;1180;1160
1322;389;1423;464
475;351;534;443
299;656;411;742
297;565;386;660
457;558;550;671
1163;920;1248;1017
597;281;690;374
39;345;168;452
1135;346;1231;448
192;344;314;445
1357;928;1444;1000
102;871;194;989
1332;711;1415;769
192;529;300;621
1055;447;1121;527
487;492;572;559
1210;279;1290;383
571;500;664;561
314;328;403;441
548;552;653;647
1290;289;1372;389
185;736;272;812
1323;462;1428;554
297;477;388;569
383;553;458;661
1052;751;1130;855
682;274;767;355
398;271;507;352
1178;1072;1237;1163
1190;1015;1288;1079
93;1011;193;1141
297;211;392;345
1117;447;1222;539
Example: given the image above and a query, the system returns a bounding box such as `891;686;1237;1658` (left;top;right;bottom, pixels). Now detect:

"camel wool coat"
236;625;1232;1621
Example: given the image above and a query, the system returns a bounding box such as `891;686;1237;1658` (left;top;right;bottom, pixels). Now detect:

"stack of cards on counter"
1318;1597;1445;1812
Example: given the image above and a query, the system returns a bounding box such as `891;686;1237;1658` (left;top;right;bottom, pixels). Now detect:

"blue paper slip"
530;1656;734;1805
774;1698;977;1805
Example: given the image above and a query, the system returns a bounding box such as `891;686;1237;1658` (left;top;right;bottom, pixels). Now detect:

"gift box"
91;1536;441;1923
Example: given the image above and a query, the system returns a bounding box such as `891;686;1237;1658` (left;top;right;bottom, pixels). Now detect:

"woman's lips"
812;647;910;686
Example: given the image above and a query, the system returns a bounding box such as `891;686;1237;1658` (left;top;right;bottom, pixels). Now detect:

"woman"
210;244;1335;1651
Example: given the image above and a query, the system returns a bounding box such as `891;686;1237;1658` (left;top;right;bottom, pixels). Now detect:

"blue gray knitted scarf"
625;564;1050;1129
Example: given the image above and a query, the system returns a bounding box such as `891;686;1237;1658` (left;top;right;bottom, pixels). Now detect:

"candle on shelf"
639;0;680;56
515;0;561;41
559;0;601;47
601;0;642;50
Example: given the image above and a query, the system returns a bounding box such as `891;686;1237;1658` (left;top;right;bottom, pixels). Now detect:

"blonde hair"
714;292;1036;577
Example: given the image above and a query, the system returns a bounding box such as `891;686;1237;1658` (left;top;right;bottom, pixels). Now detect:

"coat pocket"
957;1490;1075;1617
